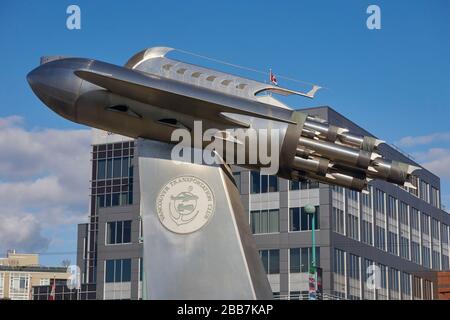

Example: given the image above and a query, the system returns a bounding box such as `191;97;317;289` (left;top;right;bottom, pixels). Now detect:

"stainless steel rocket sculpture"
27;47;419;191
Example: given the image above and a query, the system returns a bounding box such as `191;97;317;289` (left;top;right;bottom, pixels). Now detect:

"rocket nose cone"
26;60;82;121
26;68;36;87
27;66;44;93
27;64;53;105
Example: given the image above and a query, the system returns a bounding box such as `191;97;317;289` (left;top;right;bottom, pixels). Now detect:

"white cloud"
0;116;91;254
398;132;450;210
397;132;450;148
0;215;50;253
413;148;450;179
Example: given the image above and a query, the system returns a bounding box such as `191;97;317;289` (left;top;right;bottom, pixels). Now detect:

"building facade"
77;107;450;300
32;283;96;300
0;251;70;300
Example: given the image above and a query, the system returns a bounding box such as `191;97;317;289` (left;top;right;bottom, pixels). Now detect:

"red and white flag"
49;278;56;300
269;69;278;86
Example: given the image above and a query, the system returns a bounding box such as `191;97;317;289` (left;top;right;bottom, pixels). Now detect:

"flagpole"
268;69;272;96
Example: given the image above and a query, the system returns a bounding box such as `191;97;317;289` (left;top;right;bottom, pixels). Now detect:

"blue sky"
0;0;449;266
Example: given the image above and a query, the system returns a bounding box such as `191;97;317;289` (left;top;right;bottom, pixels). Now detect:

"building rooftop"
0;265;67;273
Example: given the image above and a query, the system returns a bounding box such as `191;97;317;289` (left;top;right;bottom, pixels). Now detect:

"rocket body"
27;47;419;191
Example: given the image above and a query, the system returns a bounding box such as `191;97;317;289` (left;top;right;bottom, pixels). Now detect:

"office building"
77;106;450;300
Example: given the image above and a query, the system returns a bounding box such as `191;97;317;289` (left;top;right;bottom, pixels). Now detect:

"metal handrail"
273;292;345;300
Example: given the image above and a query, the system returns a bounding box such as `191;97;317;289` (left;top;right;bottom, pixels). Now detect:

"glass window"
421;213;430;235
129;156;134;178
112;193;120;206
268;175;278;192
261;175;268;193
300;208;308;230
259;249;280;274
400;235;410;260
401;272;411;298
106;159;113;179
269;250;280;274
290;208;300;231
97;194;105;209
361;189;373;245
251;173;278;194
387;196;397;220
419;180;429;203
290;248;300;273
107;220;132;245
346;190;359;240
290;180;319;190
120;192;128;206
108;222;116;244
410;208;420;231
106;258;132;283
346;214;359;240
250;210;279;234
375;225;386;251
432;250;440;269
289;206;320;231
97;159;106;180
113;158;121;178
290;180;299;190
409;175;419;197
378;264;387;289
348;254;360;280
116;221;123;244
362;259;375;300
413;276;422;299
411;241;421;264
399;202;408;225
423;280;433;299
122;259;131;282
332;207;345;235
389;268;400;299
114;259;122;282
422;246;431;268
442;224;449;244
375;189;385;215
105;194;111;207
333;249;345;275
250;171;260;194
269;210;279;233
362;220;373;245
388;231;398;255
123;220;131;243
105;260;115;283
431;187;440;208
121;157;129;178
431;219;439;240
19;277;26;289
290;247;320;273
